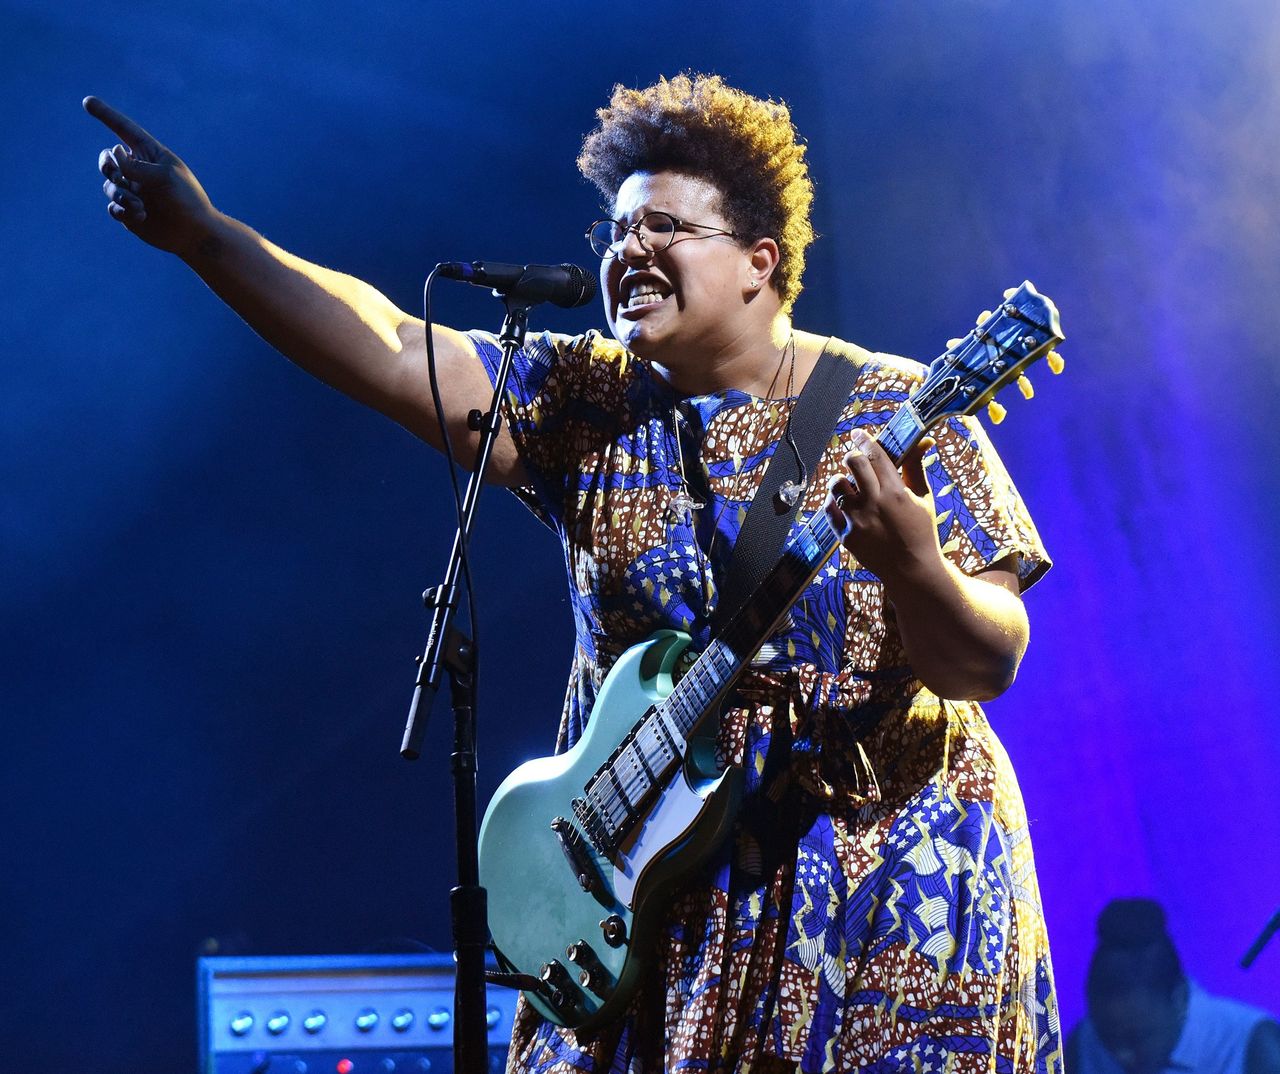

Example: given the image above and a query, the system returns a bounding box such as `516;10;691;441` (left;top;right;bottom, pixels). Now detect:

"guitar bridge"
572;796;615;858
551;816;606;896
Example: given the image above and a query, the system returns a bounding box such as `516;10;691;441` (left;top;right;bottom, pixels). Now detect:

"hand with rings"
823;428;940;584
84;96;219;257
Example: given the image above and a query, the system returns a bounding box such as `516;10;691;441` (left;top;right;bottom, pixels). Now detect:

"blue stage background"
3;0;1278;1067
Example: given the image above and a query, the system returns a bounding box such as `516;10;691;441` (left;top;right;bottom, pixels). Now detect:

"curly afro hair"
577;73;815;312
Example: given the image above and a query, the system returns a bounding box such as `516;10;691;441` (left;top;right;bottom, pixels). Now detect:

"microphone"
437;261;597;309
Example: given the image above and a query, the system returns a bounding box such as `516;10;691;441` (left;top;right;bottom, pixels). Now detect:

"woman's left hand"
823;428;1028;701
823;429;941;585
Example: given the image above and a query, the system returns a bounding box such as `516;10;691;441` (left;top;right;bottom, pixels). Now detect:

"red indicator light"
336;1059;353;1074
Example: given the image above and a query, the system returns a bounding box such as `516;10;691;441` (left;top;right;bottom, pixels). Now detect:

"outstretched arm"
824;430;1029;702
84;96;525;485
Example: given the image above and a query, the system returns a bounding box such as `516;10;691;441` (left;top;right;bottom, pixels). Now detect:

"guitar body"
477;629;743;1030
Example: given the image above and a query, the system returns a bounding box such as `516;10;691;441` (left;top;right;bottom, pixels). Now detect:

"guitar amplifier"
197;953;515;1074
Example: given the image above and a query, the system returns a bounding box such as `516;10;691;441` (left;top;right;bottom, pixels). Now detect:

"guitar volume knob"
540;960;577;993
538;960;582;1018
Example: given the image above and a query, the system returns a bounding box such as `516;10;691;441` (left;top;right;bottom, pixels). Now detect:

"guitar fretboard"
576;505;848;852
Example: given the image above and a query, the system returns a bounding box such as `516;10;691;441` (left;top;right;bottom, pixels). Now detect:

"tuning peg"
976;309;993;326
1002;287;1017;299
987;399;1007;424
946;337;964;349
1046;350;1065;374
1017;375;1034;399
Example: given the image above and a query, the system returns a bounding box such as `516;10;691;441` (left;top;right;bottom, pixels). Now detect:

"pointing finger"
83;96;163;160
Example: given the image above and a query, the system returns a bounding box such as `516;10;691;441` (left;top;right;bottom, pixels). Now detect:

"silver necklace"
669;405;704;525
666;334;796;525
666;335;804;621
667;334;808;523
773;336;807;509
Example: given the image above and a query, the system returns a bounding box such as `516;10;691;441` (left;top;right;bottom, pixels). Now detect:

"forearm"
89;96;532;478
181;211;425;426
880;553;1029;702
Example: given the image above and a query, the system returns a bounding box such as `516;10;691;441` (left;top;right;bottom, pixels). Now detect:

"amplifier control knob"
355;1007;379;1032
391;1007;415;1032
229;1011;254;1037
266;1011;290;1035
302;1010;327;1034
426;1006;451;1030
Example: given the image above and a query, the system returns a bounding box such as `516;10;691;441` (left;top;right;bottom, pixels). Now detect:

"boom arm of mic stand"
401;300;530;759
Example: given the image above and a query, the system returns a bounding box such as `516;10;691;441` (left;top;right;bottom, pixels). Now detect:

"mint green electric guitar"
477;282;1064;1030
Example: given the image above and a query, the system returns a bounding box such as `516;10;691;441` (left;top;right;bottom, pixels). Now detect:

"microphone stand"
401;293;532;1074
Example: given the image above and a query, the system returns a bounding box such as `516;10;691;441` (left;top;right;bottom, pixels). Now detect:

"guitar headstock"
911;280;1065;430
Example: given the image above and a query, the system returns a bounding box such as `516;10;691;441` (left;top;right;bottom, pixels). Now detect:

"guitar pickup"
551;816;606;896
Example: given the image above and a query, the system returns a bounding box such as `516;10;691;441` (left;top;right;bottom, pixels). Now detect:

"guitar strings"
587;510;843;833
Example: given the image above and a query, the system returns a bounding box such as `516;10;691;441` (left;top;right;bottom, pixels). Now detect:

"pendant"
669;488;704;525
776;479;804;509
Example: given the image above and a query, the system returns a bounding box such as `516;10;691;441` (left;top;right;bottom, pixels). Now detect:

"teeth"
625;286;668;308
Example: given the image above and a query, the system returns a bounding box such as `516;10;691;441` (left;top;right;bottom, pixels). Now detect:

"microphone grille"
558;263;598;308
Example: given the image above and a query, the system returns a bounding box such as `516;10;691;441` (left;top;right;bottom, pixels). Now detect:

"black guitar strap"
710;339;862;633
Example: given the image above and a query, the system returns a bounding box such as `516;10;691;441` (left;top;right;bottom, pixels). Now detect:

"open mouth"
618;276;673;316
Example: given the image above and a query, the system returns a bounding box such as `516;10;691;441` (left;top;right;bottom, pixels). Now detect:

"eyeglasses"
585;211;739;260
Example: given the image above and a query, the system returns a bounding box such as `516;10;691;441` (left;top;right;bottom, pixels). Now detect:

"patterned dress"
469;328;1063;1074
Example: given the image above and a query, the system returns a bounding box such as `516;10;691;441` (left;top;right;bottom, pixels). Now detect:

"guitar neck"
658;405;925;743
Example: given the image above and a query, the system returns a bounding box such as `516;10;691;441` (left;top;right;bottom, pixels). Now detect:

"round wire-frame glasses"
585;211;739;260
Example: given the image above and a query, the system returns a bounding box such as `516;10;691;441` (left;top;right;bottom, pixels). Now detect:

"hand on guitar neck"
824;429;1028;703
